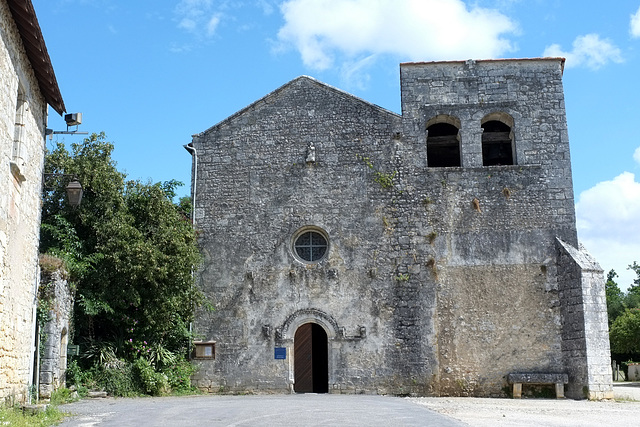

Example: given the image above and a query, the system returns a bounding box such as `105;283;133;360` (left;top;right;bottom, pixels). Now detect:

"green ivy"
357;154;397;189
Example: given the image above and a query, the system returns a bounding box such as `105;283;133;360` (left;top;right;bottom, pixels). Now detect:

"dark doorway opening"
294;323;328;393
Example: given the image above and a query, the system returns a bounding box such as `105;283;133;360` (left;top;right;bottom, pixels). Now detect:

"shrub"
94;363;137;397
133;358;169;396
163;358;198;393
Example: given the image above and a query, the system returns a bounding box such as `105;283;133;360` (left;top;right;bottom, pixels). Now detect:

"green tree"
625;262;640;309
605;269;625;326
41;133;202;359
610;309;640;355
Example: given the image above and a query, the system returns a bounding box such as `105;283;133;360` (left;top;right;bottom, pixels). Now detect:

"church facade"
186;58;613;399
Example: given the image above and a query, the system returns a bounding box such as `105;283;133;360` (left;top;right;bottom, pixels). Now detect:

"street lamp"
65;178;83;207
43;174;83;207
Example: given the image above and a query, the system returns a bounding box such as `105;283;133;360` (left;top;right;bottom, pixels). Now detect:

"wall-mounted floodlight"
46;112;88;137
64;113;82;127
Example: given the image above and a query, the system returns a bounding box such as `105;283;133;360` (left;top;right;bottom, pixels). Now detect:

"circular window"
293;229;328;263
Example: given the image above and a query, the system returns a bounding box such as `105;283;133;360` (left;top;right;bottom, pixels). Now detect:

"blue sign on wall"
274;347;286;360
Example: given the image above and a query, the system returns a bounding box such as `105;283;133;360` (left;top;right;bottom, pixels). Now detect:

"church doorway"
294;323;328;393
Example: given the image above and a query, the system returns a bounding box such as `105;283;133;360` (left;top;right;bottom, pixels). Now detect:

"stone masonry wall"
0;0;48;404
191;76;423;394
396;59;577;396
191;59;609;397
557;239;613;399
38;265;73;400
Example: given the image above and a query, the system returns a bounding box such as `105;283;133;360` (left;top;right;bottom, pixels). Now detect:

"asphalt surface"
57;394;464;427
56;384;640;427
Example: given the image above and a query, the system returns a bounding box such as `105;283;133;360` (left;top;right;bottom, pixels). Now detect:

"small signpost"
67;344;80;356
274;347;286;360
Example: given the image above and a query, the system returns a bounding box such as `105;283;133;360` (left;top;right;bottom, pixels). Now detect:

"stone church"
186;58;613;399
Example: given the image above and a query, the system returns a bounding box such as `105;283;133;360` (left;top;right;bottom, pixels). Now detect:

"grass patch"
50;387;82;405
0;405;65;427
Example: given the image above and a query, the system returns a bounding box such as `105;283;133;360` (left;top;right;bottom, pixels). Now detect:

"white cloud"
276;0;517;70
631;6;640;38
206;15;221;36
178;17;197;32
174;0;221;37
339;55;379;90
634;146;640;166
257;0;275;15
543;34;623;70
576;172;640;290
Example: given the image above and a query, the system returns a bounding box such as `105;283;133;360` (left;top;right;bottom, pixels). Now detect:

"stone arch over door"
279;308;340;341
278;309;339;393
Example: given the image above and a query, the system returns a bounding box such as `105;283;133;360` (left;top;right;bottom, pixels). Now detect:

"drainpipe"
183;143;197;228
183;143;197;359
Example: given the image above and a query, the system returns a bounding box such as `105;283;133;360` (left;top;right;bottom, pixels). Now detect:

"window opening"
482;120;514;166
294;230;328;263
427;122;460;167
11;86;27;181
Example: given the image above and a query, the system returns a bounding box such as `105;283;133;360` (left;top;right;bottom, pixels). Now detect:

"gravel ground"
409;383;640;426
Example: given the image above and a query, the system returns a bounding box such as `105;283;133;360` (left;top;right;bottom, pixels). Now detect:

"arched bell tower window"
426;116;461;167
481;114;515;166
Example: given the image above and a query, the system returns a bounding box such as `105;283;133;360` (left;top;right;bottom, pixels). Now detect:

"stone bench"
507;373;569;399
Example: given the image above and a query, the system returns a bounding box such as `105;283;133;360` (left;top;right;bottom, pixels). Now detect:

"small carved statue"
306;143;316;164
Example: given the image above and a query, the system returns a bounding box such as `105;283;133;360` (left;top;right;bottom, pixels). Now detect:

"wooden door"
294;323;328;393
294;323;314;392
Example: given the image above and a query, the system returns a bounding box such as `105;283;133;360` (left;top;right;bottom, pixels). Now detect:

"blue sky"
34;0;640;289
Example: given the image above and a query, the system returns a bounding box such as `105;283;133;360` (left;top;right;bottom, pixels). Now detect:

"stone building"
0;0;65;403
186;58;613;399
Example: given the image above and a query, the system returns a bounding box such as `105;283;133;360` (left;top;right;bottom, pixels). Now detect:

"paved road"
57;394;464;426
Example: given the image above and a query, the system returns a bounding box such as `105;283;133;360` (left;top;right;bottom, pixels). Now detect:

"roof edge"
193;76;400;137
401;57;566;74
7;0;65;115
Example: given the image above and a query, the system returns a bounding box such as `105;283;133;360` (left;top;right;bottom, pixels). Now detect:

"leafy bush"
65;359;83;387
163;358;198;393
133;358;169;396
93;362;137;397
82;340;123;370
